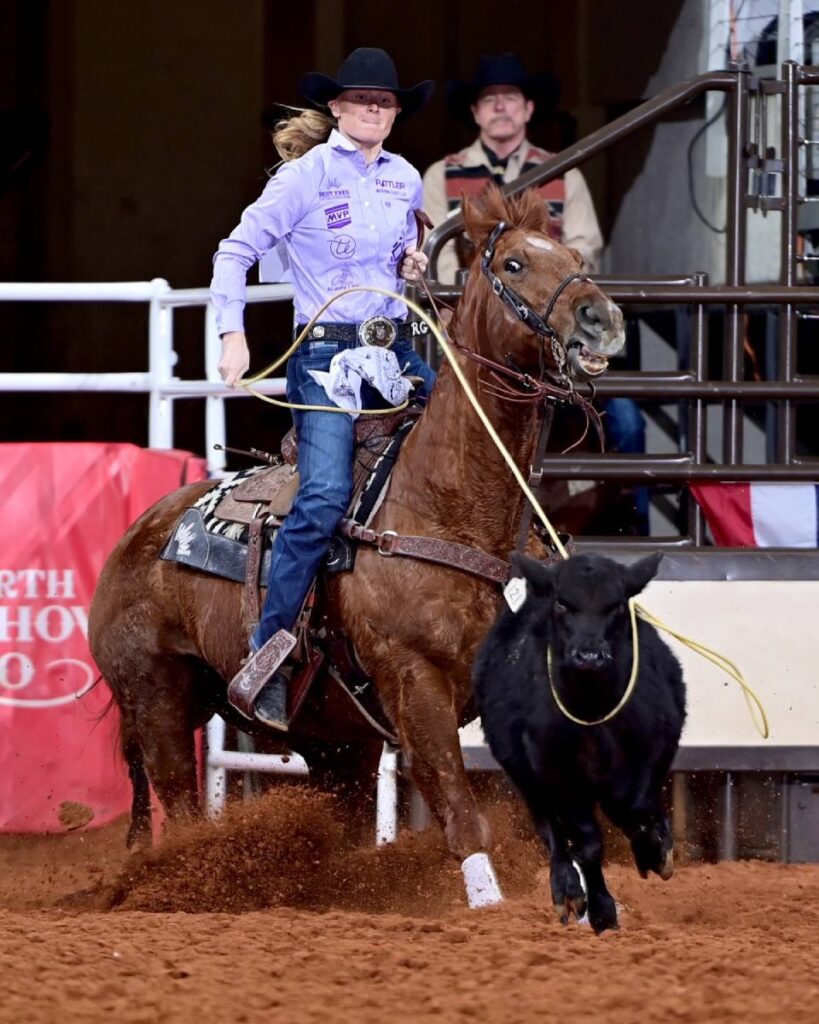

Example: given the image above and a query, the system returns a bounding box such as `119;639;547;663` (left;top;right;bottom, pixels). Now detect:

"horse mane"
462;183;551;250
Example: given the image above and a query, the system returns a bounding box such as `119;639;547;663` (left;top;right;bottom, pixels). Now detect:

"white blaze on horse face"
525;235;555;251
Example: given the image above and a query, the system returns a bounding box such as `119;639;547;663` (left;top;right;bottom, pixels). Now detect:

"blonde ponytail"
271;108;336;162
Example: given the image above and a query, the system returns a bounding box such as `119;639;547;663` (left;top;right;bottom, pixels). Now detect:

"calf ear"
509;551;555;596
624;552;663;597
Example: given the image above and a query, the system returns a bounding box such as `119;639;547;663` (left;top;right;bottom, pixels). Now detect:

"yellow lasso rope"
237;283;769;738
547;599;641;727
237;288;420;415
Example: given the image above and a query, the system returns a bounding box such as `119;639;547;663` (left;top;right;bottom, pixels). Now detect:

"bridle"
417;217;606;445
479;219;590;383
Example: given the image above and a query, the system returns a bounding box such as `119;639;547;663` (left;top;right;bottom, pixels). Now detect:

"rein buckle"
377;530;398;556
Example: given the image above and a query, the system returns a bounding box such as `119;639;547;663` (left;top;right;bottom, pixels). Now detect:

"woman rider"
211;48;436;730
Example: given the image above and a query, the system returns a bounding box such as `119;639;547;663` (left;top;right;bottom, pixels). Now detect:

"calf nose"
567;646;610;671
575;302;603;337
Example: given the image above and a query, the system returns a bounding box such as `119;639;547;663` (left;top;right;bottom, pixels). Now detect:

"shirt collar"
328;128;393;165
480;136;530;167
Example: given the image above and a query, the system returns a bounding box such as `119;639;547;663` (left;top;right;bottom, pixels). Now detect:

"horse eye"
504;258;523;274
554;599;567;613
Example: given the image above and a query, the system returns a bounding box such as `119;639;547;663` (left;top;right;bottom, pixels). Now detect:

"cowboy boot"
254;671;289;731
226;628;296;722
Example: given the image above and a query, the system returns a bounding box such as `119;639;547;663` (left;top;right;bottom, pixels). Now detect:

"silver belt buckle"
358;316;397;348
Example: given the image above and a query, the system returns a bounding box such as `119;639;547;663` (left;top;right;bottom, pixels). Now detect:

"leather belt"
296;318;430;347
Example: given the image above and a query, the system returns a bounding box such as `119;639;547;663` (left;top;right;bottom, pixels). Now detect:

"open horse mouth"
566;341;609;378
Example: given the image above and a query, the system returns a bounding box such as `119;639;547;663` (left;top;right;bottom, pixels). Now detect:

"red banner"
0;444;206;832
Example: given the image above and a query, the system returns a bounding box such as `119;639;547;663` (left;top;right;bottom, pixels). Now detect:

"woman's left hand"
399;245;428;283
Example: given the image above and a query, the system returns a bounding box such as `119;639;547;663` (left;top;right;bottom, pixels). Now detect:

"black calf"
473;552;686;933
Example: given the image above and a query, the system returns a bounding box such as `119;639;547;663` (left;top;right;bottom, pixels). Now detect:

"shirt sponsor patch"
329;234;357;260
389;239;404;266
325;203;352;229
318;189;351;200
375;178;406;194
330;267;358;291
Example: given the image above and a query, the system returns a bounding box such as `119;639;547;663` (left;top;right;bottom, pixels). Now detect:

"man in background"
422;52;603;283
423;53;648;535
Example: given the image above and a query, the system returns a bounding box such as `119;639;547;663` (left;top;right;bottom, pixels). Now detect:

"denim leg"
602;398;645;454
391;340;437;399
602;397;650;533
254;349;355;646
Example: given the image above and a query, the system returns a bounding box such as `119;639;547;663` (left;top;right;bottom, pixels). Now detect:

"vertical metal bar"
205;715;227;819
671;772;688;849
723;67;749;466
689;272;709;545
375;743;399;845
204;302;227;475
718;771;738;861
778;60;800;462
147;279;174;450
780;771;791;862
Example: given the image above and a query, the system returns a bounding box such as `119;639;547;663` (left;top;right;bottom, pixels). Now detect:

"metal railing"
0;279;294;475
423;62;819;555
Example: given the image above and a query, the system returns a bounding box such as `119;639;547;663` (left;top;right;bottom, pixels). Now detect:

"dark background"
0;0;686;458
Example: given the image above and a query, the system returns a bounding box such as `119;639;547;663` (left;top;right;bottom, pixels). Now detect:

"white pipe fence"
1;278;404;841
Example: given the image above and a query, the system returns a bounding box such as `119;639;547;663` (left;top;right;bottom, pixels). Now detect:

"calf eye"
504;258;523;274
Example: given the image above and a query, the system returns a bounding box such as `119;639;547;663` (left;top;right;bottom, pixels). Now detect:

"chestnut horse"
88;186;625;903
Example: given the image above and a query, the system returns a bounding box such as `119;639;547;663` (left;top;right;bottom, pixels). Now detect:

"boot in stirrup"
226;628;296;723
254;670;290;731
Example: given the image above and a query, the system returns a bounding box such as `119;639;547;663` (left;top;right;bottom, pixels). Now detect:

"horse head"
457;185;625;381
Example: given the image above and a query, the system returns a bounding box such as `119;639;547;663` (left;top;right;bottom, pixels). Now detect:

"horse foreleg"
396;673;503;908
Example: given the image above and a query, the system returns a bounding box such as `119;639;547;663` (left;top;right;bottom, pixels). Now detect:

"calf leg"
499;762;591;928
560;811;618;933
603;766;675;880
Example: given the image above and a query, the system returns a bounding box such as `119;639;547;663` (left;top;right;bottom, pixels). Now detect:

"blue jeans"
602;397;649;533
253;337;436;648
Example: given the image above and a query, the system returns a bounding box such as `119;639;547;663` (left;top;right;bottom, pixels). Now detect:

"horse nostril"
576;303;603;334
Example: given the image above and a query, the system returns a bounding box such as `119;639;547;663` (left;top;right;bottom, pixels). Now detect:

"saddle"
212;408;422;529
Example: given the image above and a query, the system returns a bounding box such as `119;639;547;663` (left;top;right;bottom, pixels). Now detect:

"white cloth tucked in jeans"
308;347;412;418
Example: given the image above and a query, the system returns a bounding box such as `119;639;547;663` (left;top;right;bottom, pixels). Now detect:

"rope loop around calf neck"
546;598;641;727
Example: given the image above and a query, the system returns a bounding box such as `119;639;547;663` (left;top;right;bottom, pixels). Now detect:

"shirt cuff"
215;302;245;336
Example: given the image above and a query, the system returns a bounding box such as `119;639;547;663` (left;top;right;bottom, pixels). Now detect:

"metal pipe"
723;64;749;465
778;60;800;462
376;744;400;846
689;273;709;545
591;374;819;398
718;772;738;862
535;455;819;481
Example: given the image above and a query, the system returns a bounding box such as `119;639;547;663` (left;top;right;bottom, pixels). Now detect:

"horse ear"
509;551;555;596
461;193;483;247
567;247;585;269
623;553;662;597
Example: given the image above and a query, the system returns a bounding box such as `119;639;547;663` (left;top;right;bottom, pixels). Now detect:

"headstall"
480;219;590;381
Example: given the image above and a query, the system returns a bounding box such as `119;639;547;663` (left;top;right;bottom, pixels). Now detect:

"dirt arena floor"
1;788;817;1024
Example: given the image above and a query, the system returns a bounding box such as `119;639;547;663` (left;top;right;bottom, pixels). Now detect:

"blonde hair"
271;108;336;162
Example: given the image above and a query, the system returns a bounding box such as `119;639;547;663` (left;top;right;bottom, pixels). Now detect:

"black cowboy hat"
446;52;560;127
299;47;435;124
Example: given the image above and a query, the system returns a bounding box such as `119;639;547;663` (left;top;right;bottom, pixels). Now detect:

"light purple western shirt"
211;129;423;334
